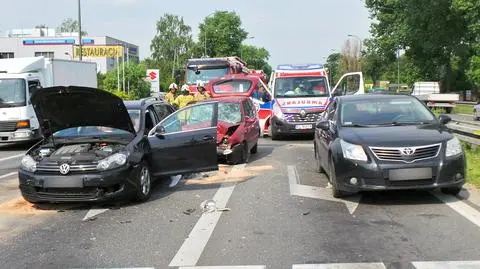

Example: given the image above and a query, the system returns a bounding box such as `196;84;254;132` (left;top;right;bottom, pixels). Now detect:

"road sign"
146;69;160;94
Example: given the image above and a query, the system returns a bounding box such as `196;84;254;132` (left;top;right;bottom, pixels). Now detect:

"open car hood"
31;86;135;136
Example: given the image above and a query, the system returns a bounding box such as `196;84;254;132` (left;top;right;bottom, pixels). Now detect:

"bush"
109;90;136;100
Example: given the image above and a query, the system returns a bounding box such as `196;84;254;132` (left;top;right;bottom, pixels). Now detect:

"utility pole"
122;44;125;92
397;47;400;85
78;0;83;60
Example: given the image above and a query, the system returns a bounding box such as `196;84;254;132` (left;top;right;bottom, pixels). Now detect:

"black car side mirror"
155;126;166;138
438;114;452;125
316;120;330;131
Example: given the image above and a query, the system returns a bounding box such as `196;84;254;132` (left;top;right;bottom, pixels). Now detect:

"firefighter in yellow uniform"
194;82;211;101
174;85;195;109
165;83;178;104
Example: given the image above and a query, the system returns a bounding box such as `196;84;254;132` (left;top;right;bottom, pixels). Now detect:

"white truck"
0;57;97;143
411;82;459;113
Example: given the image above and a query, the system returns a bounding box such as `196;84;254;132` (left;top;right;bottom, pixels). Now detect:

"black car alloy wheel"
134;161;152;202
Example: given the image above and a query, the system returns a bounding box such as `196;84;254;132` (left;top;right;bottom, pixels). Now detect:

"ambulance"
268;64;364;139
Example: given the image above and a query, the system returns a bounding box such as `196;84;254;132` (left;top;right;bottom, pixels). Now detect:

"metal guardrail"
447;121;480;145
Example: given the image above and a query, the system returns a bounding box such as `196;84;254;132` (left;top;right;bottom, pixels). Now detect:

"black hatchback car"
314;94;465;197
19;86;219;203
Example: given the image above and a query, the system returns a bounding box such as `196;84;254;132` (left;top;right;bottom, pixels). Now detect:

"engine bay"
31;142;126;162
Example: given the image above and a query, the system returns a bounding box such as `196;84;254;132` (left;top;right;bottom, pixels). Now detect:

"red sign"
149;72;157;81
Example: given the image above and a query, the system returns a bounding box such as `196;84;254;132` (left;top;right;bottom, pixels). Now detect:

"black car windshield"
219;102;242;124
0;79;27;107
274;76;329;98
53;126;133;138
128;110;141;133
340;97;436;126
186;68;229;84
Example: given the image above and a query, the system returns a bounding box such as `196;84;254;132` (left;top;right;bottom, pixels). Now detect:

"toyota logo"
400;147;415;156
300;110;307;118
59;163;70;175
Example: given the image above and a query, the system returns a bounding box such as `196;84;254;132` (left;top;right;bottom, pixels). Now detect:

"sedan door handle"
202;135;214;141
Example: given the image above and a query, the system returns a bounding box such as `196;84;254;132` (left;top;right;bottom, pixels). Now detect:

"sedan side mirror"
316;120;330;131
438;114;452;125
155;125;166;138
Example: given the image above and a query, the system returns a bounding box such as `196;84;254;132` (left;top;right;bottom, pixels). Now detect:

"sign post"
146;69;160;97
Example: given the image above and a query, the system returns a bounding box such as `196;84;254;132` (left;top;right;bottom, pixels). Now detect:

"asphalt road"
1;138;480;269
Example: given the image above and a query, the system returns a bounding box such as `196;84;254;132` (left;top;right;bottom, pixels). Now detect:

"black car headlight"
20;155;37;173
340;140;368;162
97;151;129;171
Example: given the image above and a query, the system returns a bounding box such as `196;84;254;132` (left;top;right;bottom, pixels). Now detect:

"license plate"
295;124;313;130
389;168;433;181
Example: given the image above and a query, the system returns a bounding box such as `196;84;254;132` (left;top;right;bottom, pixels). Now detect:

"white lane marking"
0;153;24;162
82;208;109;221
178;265;267;269
170;164;243;267
0;172;17;179
412;261;480;268
433;192;480;229
293;263;386;269
288;165;361;215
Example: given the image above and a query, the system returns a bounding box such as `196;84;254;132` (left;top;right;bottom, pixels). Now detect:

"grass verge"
464;143;480;187
454;104;474;115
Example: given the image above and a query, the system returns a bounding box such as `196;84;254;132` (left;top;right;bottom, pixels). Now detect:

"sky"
0;0;372;67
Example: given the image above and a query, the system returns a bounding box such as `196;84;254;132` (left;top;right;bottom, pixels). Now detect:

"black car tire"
314;143;324;173
271;127;282;140
133;161;152;202
250;143;258;154
441;186;462;196
329;157;348;198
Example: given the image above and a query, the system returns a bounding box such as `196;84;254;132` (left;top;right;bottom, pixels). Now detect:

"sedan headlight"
272;102;284;119
340;140;368;162
20;155;37;172
446;136;463;157
97;151;129;171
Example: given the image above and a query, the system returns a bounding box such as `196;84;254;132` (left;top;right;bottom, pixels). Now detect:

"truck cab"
0;57;97;143
185;57;248;95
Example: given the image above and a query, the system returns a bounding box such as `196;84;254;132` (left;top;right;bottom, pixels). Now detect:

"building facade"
0;28;139;73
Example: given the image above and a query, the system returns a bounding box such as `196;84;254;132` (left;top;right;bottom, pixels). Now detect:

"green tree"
103;63;150;100
97;72;107;89
199;11;248;57
57;18;87;35
365;0;469;92
325;53;342;85
150;14;193;87
240;44;272;77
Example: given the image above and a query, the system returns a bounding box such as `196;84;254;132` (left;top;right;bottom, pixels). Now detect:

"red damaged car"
201;96;260;164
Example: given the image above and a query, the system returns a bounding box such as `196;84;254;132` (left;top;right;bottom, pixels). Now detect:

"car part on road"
169;175;182;188
200;199;231;213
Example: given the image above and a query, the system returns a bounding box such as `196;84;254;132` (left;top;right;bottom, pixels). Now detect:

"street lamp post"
78;0;83;61
397;46;401;84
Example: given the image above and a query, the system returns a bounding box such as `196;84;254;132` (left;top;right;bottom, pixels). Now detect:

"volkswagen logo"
59;163;70;175
300;110;307;118
400;147;415;156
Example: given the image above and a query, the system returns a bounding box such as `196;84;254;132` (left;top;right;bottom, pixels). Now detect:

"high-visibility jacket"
194;92;211;101
174;95;195;109
165;92;176;104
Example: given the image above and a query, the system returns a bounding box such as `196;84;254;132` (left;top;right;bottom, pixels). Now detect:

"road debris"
200;199;231;213
302;211;311;216
183;208;196;215
119;220;131;224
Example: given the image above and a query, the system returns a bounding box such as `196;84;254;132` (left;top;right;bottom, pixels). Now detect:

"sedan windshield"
341;98;436;126
186;68;229;84
219;102;242;124
53;126;133;138
274;76;329;98
0;79;26;107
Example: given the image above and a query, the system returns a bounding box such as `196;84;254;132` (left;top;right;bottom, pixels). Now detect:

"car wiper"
390;121;429;126
342;124;373;127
